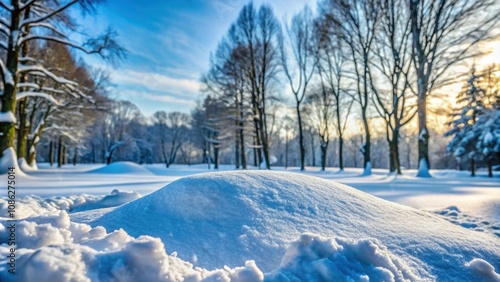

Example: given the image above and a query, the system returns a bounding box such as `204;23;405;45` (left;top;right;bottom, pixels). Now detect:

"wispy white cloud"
115;89;198;116
139;92;197;106
110;69;201;97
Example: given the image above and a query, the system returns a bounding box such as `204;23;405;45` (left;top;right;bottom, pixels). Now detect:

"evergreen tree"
445;67;486;176
471;65;500;177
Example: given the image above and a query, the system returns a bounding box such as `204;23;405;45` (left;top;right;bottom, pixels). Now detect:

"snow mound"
5;212;417;282
0;190;141;219
18;158;37;171
0;148;25;176
71;189;141;212
89;161;153;175
89;171;500;281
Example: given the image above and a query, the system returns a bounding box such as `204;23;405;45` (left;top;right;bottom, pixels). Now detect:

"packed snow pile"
266;233;419;281
0;148;25;176
0;212;422;282
89;161;153;175
18;158;37;171
0;189;141;219
0;212;262;281
466;259;500;282
86;171;500;281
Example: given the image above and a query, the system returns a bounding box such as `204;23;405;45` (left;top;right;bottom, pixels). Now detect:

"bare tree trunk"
387;129;396;173
259;120;271;169
73;147;78;166
235;100;240;169
310;133;316;167
106;150;113;165
0;5;21;163
206;141;211;169
336;96;345;170
161;138;168;168
320;143;327;171
388;136;402;175
417;93;431;177
16;100;28;160
49;141;54;166
239;94;247;169
410;1;431;178
214;146;219;170
253;138;258;167
389;144;396;173
57;137;63;168
487;160;492;178
406;141;411;169
361;113;371;174
167;140;178;168
470;158;475;177
62;145;67;165
235;130;240;169
297;104;306;171
353;148;357;168
15;9;31;162
240;125;246;169
362;62;372;174
285;133;289;169
91;143;96;164
393;129;402;175
254;124;262;166
338;137;344;171
27;145;36;165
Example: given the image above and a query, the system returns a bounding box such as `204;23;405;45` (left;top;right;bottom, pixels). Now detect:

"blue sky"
76;0;314;117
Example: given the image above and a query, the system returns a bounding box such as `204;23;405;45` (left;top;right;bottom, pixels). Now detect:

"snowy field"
1;162;499;281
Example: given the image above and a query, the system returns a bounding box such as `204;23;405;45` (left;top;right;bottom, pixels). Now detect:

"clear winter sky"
77;0;498;117
77;0;314;117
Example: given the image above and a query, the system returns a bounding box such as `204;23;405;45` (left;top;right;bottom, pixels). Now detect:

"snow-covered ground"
1;162;499;281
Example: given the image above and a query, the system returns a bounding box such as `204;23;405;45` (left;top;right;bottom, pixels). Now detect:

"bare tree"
409;0;499;177
229;3;281;169
306;86;333;171
100;101;141;165
320;0;380;175
280;6;317;171
281;115;294;169
153;111;190;168
314;18;352;171
18;41;103;167
370;0;417;174
202;38;250;169
0;0;124;171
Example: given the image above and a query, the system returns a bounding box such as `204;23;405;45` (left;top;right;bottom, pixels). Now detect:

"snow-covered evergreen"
445;66;499;176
